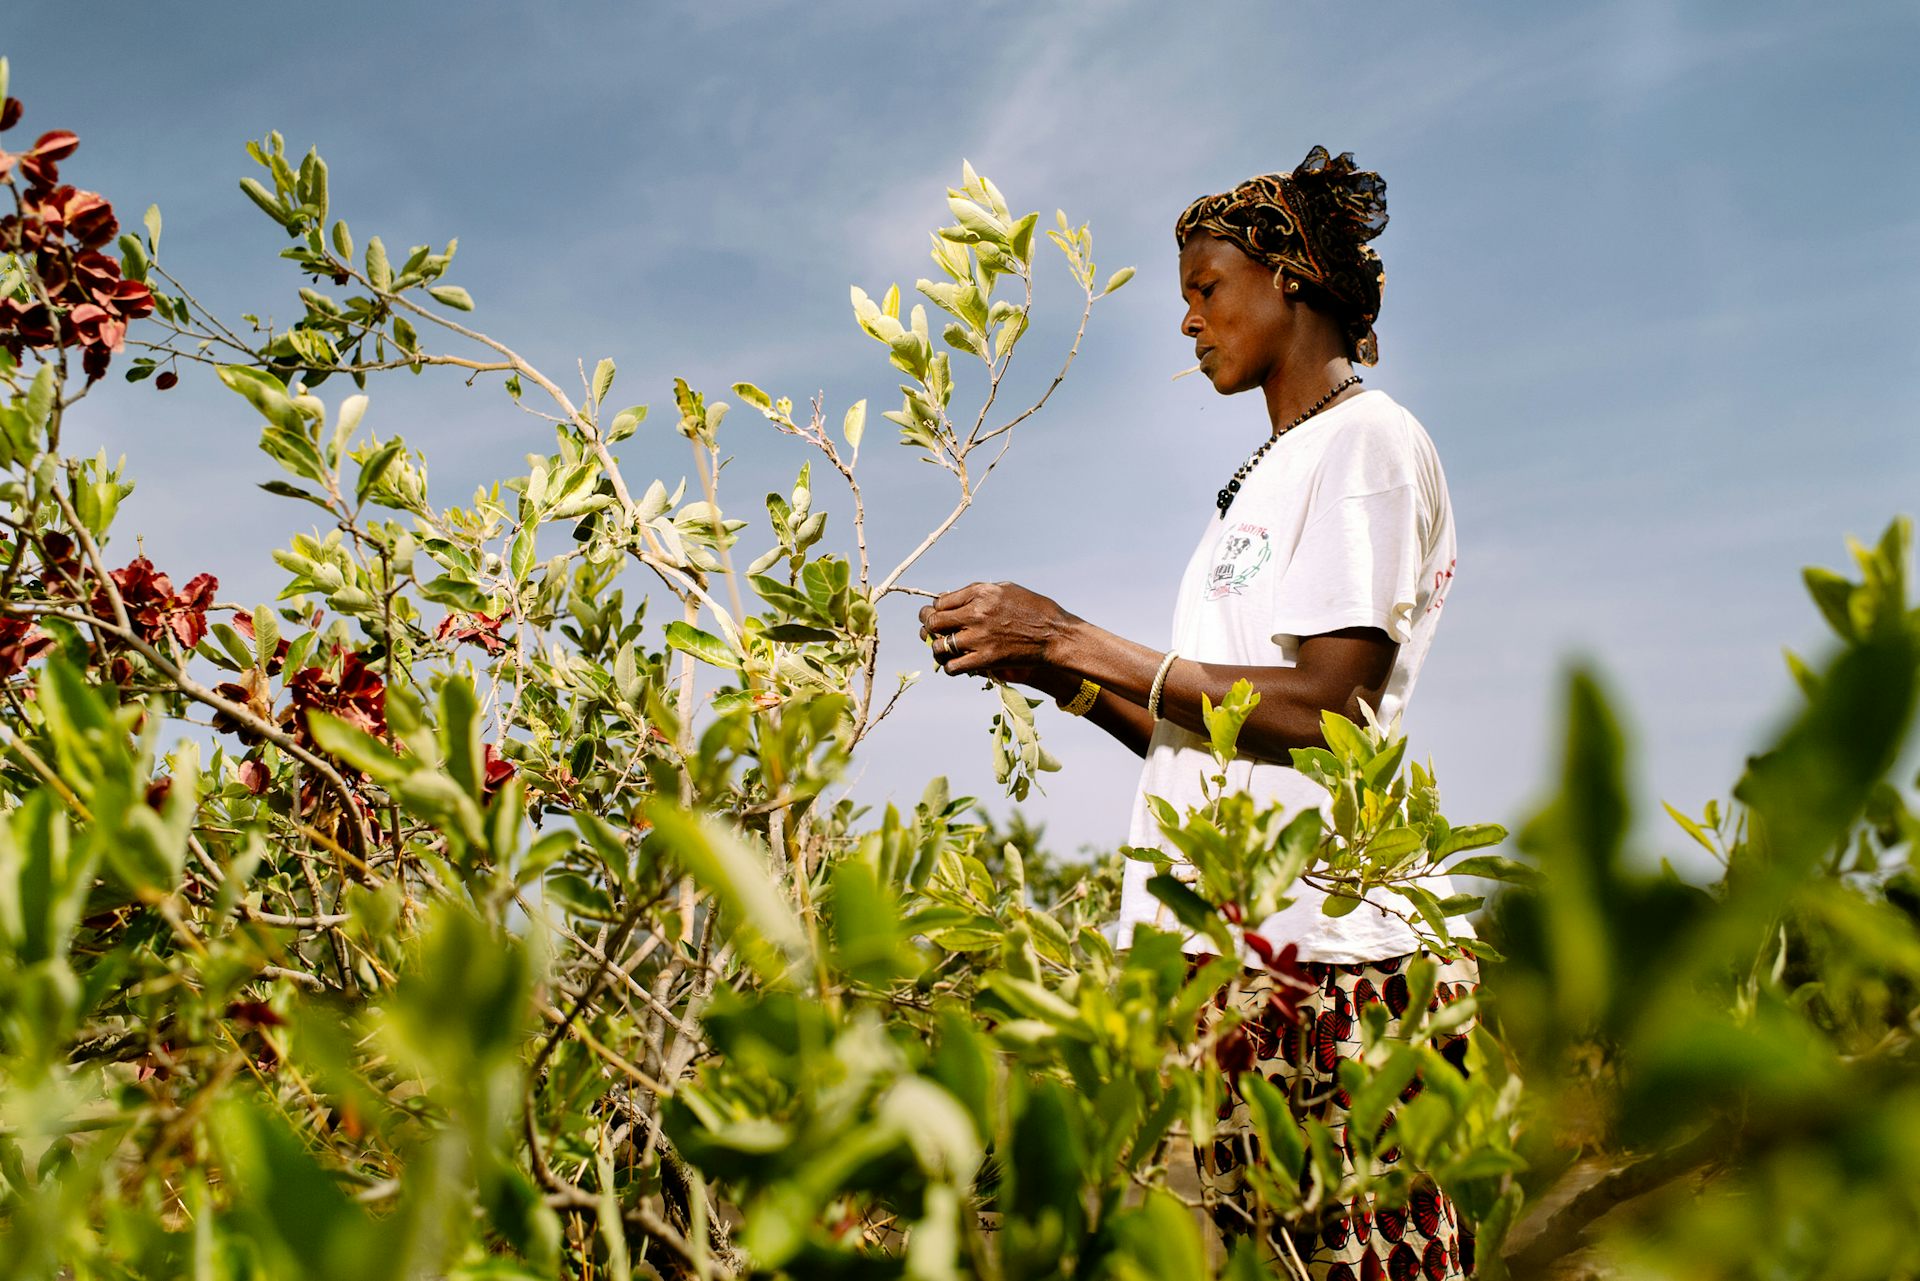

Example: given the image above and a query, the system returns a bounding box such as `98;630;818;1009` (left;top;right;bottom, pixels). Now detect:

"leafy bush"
2;54;1918;1281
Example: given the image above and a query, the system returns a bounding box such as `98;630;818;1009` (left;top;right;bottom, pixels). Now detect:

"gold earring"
1283;277;1301;296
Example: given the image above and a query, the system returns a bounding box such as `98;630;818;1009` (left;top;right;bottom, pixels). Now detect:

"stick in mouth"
1170;364;1203;381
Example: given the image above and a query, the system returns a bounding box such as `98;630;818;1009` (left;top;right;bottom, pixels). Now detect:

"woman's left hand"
917;581;1078;678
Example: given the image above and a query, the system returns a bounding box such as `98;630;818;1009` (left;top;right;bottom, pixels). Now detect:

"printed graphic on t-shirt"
1205;522;1271;600
1425;556;1456;615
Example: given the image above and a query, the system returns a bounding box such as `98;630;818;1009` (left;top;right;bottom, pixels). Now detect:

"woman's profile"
918;147;1475;1277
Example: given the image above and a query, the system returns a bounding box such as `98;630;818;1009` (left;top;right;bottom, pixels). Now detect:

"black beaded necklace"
1215;374;1363;516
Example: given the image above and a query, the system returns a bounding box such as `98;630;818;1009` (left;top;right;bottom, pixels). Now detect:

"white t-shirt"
1113;388;1466;963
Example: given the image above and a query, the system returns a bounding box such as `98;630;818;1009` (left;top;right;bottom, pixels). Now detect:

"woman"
917;147;1475;1277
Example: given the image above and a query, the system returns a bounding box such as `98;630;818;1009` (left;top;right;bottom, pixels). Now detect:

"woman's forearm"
1045;617;1392;764
1024;666;1156;758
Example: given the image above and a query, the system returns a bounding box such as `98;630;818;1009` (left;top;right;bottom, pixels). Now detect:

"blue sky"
8;1;1918;866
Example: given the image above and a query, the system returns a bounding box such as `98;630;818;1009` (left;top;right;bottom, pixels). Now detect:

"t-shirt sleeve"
1265;484;1424;645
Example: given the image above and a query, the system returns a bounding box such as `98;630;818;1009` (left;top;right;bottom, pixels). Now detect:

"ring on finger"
939;632;960;659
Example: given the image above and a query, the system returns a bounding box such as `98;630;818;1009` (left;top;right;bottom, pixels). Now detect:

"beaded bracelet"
1146;650;1179;721
1059;679;1100;717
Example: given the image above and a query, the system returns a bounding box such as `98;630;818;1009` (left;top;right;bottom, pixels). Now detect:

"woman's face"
1178;234;1292;396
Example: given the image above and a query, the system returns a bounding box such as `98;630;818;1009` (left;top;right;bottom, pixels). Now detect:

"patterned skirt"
1192;950;1481;1280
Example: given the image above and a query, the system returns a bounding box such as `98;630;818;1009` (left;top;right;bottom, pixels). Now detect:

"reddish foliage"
482;742;516;798
1243;932;1318;1028
434;609;508;655
93;557;217;649
0;103;154;382
285;649;386;745
225;1000;286;1030
38;530;83;592
0;615;53;678
236;758;270;795
212;667;273;744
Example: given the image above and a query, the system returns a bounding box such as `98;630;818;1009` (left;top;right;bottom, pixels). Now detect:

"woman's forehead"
1180;234;1257;279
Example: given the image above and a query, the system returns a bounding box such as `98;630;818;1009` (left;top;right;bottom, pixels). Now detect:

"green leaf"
365;236;392;291
1320;710;1372;765
1240;1070;1305;1187
116;233;149;282
251;605;280;672
398;771;488;849
1435;821;1506;858
1367;826;1426;865
664;621;740;670
1145;873;1228;946
544;871;615;920
307;711;413;786
438;676;484;802
213;1100;388;1277
24;365;57;438
426;284;474;311
842;398;867;451
420;575;489;612
238;177;285;224
608;404;647;442
1445;853;1545;889
1201;678;1260;766
208;622;255;671
0;793;95;967
731;382;771;412
1101;265;1136;295
1801;566;1857;641
761;623;838;644
1391;882;1453;939
1109;1190;1207;1281
641;800;807;984
1661;800;1718;854
1736;622;1919;876
354;440;404;507
1362;735;1409;791
217;365;305;433
330;219;352;261
1515;669;1628;1025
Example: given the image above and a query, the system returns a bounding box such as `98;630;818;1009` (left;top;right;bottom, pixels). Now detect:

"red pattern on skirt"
1192;949;1481;1279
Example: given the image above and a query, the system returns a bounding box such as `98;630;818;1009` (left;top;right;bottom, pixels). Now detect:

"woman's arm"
919;582;1397;765
993;664;1160;758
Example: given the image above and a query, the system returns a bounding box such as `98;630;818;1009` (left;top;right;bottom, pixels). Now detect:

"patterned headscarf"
1174;146;1389;365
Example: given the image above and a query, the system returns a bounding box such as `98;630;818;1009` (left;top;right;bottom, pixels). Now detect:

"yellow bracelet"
1059;679;1100;717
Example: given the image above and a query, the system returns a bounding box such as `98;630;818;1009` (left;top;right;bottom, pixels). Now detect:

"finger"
917;604;933;626
933;582;983;612
928;594;990;629
942;646;997;678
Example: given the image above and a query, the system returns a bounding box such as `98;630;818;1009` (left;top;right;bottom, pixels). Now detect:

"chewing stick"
1171;364;1203;381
